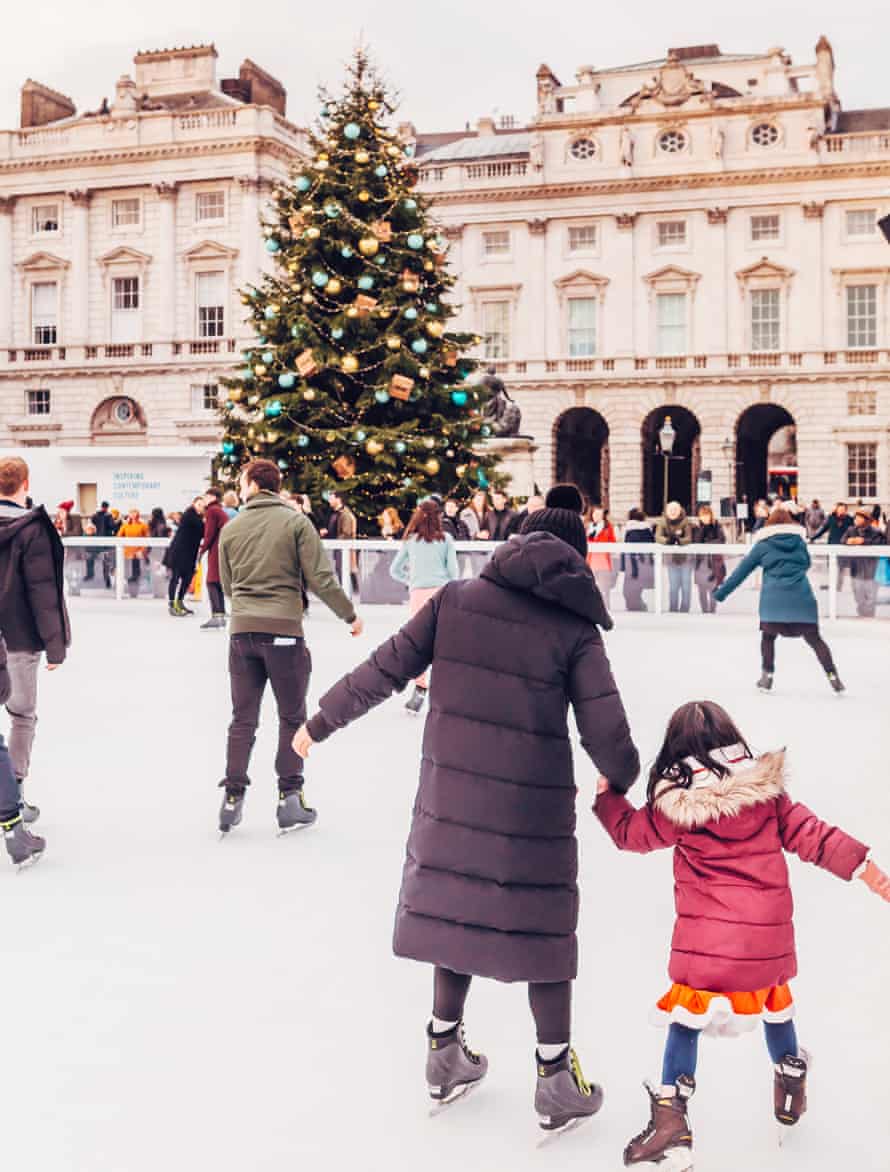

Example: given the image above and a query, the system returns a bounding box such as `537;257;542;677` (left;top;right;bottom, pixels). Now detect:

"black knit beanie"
520;508;588;559
545;484;584;514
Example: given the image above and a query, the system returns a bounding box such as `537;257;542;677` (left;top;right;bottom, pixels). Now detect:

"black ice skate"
826;671;845;695
426;1020;488;1109
219;790;244;836
200;615;226;630
3;818;46;868
534;1047;604;1138
774;1051;808;1127
276;790;317;834
624;1076;694;1170
17;780;39;824
405;685;427;715
757;672;774;693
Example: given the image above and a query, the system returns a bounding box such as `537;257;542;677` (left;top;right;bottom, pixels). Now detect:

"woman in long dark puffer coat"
162;498;205;616
295;510;640;1131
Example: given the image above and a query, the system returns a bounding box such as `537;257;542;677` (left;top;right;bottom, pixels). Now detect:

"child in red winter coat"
594;700;890;1171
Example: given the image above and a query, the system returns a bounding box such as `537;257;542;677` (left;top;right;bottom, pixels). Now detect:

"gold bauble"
456;464;467;477
424;458;440;475
368;99;380;111
301;203;313;214
358;237;379;256
302;292;314;304
419;366;430;378
386;336;402;350
266;430;279;443
303;389;316;401
316;160;329;172
253;364;267;376
240;294;251;305
427;321;444;337
325;278;342;295
287;261;299;272
317;153;329;162
366;439;384;456
247;427;256;439
247;395;259;405
341;354;359;373
423;260;434;271
325;431;337;442
358;190;371;202
387;144;401;158
268;303;280;315
306;227;321;240
355;149;370;164
229;387;243;402
423;437;436;450
328;137;338;147
346;306;359;318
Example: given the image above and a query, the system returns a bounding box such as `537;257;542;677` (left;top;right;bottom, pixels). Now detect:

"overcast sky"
1;0;888;133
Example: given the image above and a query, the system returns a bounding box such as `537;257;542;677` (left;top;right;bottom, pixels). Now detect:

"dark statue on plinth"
481;368;522;437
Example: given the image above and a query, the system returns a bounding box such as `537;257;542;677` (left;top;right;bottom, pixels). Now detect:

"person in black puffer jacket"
162;498;205;616
621;508;655;612
693;505;727;614
293;507;639;1127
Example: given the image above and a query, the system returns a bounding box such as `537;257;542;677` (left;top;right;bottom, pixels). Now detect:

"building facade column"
524;218;548;362
67;189;91;346
0;197;13;351
237;176;261;290
154;182;178;340
615;213;637;356
800;201;825;352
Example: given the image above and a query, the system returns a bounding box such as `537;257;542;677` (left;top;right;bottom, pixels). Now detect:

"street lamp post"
721;436;735;540
659;415;676;512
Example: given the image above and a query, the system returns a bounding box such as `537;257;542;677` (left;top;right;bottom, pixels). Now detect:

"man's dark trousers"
223;633;311;794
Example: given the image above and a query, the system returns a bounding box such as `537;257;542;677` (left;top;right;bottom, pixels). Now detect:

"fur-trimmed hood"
654;750;786;830
753;524;806;545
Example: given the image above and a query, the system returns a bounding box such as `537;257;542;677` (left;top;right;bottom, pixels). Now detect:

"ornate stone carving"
802;201;825;220
619;127;634;167
707;208;728;224
67;189;91;206
153;181;178;200
616;213;637;230
441;224;464;241
0;196;14;215
481;368;522;437
527;218;548;236
627;52;707;110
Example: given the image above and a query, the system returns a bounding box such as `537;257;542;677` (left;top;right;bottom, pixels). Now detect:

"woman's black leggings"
433;966;571;1045
167;572;189;603
761;629;836;674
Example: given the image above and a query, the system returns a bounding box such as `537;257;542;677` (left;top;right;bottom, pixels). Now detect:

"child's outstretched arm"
776;793;870;880
593;778;678;853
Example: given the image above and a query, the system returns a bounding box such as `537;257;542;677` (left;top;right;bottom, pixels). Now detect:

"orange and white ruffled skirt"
652;983;794;1038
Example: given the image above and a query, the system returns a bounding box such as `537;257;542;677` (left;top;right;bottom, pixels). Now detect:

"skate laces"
569;1049;591;1096
458;1021;480;1064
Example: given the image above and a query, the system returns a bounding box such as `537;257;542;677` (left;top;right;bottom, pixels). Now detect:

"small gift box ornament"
401;268;420;293
389;374;415;401
295;349;318;378
288;212;305;233
443;349;458;367
355;294;378;316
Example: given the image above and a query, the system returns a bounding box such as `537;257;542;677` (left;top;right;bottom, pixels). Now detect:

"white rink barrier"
60;537;889;621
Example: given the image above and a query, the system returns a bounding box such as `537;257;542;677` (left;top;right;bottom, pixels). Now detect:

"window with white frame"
848;388;877;416
31;204;59;234
482;229;511;258
656;220;687;249
26;388;50;416
481;300;510;359
111;197;141;228
195;190;226;223
656;293;687;355
846;284;877;349
567;224;597;253
195;271;226;338
191;383;220;414
750;288;781;351
31;282;58;345
847;442;877;497
567;297;597;356
111;276;140;343
750;213;781;242
845;209;877;239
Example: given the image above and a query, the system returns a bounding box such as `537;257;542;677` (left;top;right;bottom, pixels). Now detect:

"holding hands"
861;859;890;902
293;725;314;759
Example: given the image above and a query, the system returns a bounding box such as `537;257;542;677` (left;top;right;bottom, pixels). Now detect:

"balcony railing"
6;340;239;366
824;132;890;155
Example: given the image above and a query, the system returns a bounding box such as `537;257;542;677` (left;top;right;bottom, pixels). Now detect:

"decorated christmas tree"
219;50;500;529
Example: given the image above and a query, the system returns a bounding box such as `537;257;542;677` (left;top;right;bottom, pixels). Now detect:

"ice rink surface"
4;598;889;1172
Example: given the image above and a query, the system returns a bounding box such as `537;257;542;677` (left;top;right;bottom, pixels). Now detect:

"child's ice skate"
426;1020;488;1110
276;789;317;834
534;1046;603;1138
757;671;774;693
774;1050;809;1130
624;1076;694;1170
218;790;244;836
3;818;46;869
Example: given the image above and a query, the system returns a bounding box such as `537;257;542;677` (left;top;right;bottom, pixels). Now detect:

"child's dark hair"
647;701;753;805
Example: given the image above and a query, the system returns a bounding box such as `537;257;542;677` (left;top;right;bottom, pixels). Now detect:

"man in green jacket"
217;459;362;836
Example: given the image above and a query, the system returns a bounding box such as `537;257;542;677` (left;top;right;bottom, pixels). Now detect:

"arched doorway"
736;405;796;504
554;407;609;507
641;405;701;515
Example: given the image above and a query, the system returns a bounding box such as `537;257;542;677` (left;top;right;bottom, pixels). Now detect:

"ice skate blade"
427;1079;481;1116
276;821;316;837
535;1114;594;1148
15;851;44;873
627;1148;694;1171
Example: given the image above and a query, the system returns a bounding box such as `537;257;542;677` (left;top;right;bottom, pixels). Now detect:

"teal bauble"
340;246;354;259
407;233;424;250
404;198;417;210
222;441;235;454
324;202;340;218
355;429;367;442
374;255;386;265
331;327;344;340
374;165;388;178
241;368;253;380
224;401;234;411
265;401;283;418
411;338;428;354
296;175;311;192
264;306;277;320
312;270;328;287
357;275;375;291
395;441;407;454
290;325;301;338
425;302;438;313
297;435;310;448
480;425;491;437
476;468;489;488
403;477;413;487
450;390;468;407
344;122;361;140
278;373;295;389
404;307;418;320
375;389;390;403
264;238;280;253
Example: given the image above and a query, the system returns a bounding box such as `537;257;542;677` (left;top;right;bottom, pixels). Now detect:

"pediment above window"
736;257;795;290
182;240;239;263
16;250;70;273
643;265;701;298
554;270;609;303
830;265;890;294
97;246;152;269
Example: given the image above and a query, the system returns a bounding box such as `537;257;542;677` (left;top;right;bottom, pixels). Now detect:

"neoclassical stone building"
0;44;304;512
410;38;890;517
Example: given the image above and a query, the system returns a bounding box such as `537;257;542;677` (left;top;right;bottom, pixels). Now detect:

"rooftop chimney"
20;79;76;128
133;44;218;98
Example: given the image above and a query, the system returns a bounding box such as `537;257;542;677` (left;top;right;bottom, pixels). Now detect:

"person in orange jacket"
586;505;617;611
118;508;149;598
